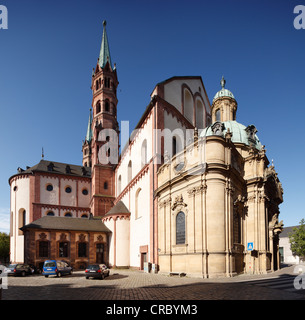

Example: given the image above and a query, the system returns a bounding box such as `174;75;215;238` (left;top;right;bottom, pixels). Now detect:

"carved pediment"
171;195;187;211
79;233;86;242
211;121;225;136
59;233;67;241
97;235;104;242
39;232;47;240
245;125;257;146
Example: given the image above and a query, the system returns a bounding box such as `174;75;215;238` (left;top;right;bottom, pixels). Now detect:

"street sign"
247;242;254;251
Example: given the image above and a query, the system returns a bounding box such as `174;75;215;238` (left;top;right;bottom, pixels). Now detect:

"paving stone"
1;265;304;301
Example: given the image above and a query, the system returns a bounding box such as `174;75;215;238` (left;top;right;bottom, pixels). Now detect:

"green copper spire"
85;108;93;143
99;20;112;69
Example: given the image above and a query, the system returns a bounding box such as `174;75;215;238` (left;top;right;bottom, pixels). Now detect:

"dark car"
29;264;42;274
3;264;32;277
85;264;110;279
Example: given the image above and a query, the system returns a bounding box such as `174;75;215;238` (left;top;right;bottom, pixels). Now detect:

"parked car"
3;264;32;277
85;264;110;279
29;264;41;274
42;260;72;277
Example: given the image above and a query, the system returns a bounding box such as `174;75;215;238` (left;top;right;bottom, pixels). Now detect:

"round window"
82;189;88;195
65;186;72;193
46;184;53;192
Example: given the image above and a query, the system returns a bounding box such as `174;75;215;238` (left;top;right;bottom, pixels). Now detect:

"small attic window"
65;165;71;174
47;162;54;171
82;167;87;176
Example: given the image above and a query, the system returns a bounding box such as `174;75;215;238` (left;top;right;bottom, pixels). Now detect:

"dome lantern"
211;76;237;123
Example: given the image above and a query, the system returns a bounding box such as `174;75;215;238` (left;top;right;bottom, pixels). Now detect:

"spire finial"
99;20;112;69
220;76;226;89
42;147;44;159
85;108;93;143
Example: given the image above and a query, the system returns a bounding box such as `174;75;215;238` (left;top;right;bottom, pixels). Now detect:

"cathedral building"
8;21;283;277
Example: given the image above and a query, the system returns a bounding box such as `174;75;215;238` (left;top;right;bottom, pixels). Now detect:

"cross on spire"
220;76;226;89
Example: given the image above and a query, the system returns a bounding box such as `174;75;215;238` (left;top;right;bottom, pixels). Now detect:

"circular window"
82;189;88;195
65;186;72;193
46;184;53;192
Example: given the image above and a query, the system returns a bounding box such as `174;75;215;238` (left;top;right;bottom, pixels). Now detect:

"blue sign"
247;242;254;251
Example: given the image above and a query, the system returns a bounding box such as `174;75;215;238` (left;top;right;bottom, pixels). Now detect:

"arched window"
105;100;110;112
81;213;88;218
233;210;241;244
184;88;193;124
23;210;26;227
141;139;147;167
18;209;26;235
78;242;87;257
216;109;221;121
128;160;132;183
176;211;186;245
104;78;110;88
64;212;72;217
96;101;101;114
39;241;49;258
135;188;141;219
47;211;55;216
118;175;122;195
196;99;204;129
59;242;69;258
172;136;177;157
104;181;108;190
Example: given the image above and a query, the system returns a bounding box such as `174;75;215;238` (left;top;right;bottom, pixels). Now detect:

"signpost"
247;242;254;251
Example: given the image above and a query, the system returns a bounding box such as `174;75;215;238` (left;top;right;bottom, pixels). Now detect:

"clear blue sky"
0;0;304;232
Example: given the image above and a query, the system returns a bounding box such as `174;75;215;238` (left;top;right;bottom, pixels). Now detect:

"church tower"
86;20;119;216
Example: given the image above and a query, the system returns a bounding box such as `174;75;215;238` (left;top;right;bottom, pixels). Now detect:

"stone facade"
156;81;284;278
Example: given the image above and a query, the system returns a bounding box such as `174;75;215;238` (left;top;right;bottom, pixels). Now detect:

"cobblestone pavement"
1;265;305;300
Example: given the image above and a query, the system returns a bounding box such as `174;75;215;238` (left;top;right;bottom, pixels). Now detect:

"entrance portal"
96;243;104;264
